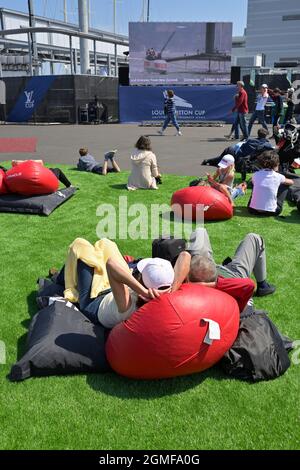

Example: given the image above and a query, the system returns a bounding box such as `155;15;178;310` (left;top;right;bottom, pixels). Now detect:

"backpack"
221;311;292;382
152;237;186;266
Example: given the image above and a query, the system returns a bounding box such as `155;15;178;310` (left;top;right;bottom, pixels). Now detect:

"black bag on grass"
221;311;292;382
9;301;111;382
152;236;186;266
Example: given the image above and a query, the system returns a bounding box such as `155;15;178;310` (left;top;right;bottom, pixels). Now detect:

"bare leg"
111;157;121;173
102;160;108;176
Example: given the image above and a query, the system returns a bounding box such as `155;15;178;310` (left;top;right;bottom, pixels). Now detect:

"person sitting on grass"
77;148;121;176
206;154;247;204
127;136;162;191
248;150;294;217
53;238;174;329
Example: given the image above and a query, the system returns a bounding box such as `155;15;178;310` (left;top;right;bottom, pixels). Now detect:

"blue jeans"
162;112;180;131
231;187;245;200
56;262;108;324
234;113;248;139
248;110;268;135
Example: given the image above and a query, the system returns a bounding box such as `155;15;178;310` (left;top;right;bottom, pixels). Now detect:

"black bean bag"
9;301;111;382
0;187;77;216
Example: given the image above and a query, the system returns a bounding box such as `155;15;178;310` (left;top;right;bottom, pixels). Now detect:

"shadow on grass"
110;184;127;190
276;208;300;224
234;205;300;223
87;366;229;399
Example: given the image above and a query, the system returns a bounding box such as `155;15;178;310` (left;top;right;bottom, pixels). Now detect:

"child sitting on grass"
206;154;247;204
77;148;121;176
127;136;162;191
248;150;294;216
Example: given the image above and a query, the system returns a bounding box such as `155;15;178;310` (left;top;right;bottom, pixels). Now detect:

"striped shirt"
164;97;176;114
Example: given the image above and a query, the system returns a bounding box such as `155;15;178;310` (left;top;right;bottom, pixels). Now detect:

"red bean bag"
106;284;239;380
0;169;9;195
171;186;233;222
5;161;59;197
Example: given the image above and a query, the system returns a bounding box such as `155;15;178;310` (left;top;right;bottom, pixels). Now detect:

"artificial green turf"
0;164;299;450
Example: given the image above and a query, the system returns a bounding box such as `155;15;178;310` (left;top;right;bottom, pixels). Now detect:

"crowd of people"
227;80;296;141
76;82;299;214
10;79;296;384
50;228;275;330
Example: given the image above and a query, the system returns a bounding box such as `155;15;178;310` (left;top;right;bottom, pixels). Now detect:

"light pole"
78;0;90;74
28;0;39;75
147;0;150;22
63;0;68;23
114;0;118;76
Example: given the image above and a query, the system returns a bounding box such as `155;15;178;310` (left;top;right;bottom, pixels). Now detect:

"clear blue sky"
0;0;248;36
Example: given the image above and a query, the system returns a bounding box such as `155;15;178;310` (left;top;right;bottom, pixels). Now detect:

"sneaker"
158;130;164;135
104;150;118;161
222;257;232;266
176;131;182;136
256;283;276;297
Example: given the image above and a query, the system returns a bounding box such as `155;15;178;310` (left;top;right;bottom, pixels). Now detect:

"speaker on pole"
119;66;129;86
231;66;241;84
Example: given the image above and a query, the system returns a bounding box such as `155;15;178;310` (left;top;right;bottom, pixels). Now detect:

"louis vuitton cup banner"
7;76;56;122
119;85;236;123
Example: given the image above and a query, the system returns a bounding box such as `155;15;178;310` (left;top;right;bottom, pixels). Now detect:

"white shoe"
176;131;182;136
158;130;164;135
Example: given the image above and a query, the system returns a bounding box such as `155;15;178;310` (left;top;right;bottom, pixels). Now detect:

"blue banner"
119;85;236;123
7;76;56;122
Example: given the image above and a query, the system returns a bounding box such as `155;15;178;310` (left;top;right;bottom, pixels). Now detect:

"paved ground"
0;123;264;176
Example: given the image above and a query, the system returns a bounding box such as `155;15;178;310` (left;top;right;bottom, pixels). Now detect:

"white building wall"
246;0;300;66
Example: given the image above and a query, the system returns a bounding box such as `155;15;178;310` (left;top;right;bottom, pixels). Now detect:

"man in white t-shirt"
248;84;269;136
249;150;294;216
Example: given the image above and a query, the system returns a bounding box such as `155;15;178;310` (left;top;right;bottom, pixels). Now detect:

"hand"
138;288;162;303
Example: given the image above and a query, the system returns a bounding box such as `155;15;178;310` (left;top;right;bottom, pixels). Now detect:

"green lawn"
0;164;299;450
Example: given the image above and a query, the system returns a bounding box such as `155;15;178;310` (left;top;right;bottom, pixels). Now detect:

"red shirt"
216;276;255;312
232;88;249;114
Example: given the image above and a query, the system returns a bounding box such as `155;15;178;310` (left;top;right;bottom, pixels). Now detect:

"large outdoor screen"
129;22;233;85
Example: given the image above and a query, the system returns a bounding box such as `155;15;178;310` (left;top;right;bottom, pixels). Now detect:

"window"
282;15;300;21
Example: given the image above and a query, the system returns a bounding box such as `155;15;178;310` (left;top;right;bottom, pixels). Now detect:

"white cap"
218;154;235;169
288;88;295;93
261;83;268;88
294;158;300;166
137;258;174;289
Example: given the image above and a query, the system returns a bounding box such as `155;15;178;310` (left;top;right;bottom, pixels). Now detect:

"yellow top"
64;238;130;303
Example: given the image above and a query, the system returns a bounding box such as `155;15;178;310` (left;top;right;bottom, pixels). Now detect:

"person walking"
231;81;249;141
269;88;284;128
158;90;182;136
225;93;239;140
248;84;269;136
284;88;295;124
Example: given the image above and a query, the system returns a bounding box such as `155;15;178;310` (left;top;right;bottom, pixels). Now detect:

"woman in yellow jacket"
54;238;174;329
